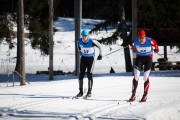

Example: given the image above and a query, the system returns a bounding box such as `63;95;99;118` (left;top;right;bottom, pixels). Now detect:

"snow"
0;17;180;119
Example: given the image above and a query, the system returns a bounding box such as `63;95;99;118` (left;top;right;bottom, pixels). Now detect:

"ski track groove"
1;98;164;119
11;98;62;111
2;97;74;119
80;98;160;119
78;101;139;119
8;96;72;112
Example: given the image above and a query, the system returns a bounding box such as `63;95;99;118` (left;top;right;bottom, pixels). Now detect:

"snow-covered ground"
0;71;180;120
0;17;180;119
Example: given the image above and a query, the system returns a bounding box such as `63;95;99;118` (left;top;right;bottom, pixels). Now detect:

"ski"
83;96;91;99
139;100;146;103
72;96;83;99
127;99;147;103
72;94;92;99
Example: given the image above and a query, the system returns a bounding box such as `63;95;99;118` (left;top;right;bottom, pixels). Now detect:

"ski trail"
11;99;59;111
74;101;139;119
1;97;75;119
81;98;161;119
1;96;72;114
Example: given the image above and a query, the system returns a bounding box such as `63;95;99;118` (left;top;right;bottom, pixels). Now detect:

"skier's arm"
77;40;83;56
151;39;159;53
77;40;81;51
92;40;102;56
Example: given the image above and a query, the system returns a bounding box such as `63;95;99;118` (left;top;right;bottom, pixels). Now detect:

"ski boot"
140;93;147;102
75;92;83;98
84;90;92;98
84;93;91;98
129;93;136;102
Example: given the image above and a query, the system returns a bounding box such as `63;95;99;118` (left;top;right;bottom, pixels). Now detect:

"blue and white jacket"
132;37;158;58
78;38;102;57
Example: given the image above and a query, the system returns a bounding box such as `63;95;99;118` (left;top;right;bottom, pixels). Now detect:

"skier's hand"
154;48;159;53
97;55;102;60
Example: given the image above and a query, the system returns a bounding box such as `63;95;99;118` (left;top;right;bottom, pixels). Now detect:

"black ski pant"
79;56;94;94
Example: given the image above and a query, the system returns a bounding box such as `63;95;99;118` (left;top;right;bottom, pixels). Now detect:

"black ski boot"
140;93;147;102
129;92;136;102
76;88;83;98
84;89;92;98
76;92;83;97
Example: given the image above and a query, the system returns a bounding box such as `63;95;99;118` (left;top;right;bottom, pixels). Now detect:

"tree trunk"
132;0;137;67
119;0;133;72
49;0;54;80
74;0;82;76
122;20;133;72
124;46;133;72
19;0;26;85
15;7;21;73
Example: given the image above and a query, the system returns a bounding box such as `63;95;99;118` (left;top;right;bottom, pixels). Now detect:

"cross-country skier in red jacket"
129;29;159;102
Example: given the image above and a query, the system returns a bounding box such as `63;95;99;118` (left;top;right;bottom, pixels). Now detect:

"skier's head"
81;29;89;43
138;29;146;44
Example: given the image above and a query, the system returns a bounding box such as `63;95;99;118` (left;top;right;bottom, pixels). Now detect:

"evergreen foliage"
0;0;179;53
0;0;14;49
138;0;180;29
25;0;49;55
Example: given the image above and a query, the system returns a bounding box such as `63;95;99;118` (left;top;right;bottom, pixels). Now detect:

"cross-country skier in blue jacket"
76;29;102;98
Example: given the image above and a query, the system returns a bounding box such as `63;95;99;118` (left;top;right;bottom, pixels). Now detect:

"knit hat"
81;29;89;36
138;30;146;37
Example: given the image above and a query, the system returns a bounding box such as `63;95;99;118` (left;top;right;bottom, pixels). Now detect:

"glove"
97;55;102;60
154;48;159;53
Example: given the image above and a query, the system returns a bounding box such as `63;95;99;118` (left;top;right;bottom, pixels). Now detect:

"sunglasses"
82;35;88;37
138;36;145;39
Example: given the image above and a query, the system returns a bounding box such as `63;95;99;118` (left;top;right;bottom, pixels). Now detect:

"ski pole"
62;59;69;72
103;44;130;57
157;53;168;61
156;53;173;70
14;71;30;85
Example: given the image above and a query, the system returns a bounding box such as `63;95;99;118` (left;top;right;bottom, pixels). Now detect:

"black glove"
154;48;159;53
97;55;102;60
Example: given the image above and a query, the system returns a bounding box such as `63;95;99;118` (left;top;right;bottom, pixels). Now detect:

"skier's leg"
78;80;83;94
132;77;138;95
79;68;85;92
129;67;140;101
76;57;86;97
141;58;152;102
129;58;141;101
78;72;85;94
141;70;150;101
140;77;150;102
143;69;151;94
76;78;84;97
134;65;141;81
86;57;94;97
87;73;93;94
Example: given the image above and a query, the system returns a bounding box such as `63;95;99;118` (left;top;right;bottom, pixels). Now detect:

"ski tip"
72;96;80;99
139;100;146;103
127;100;135;102
83;96;91;99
